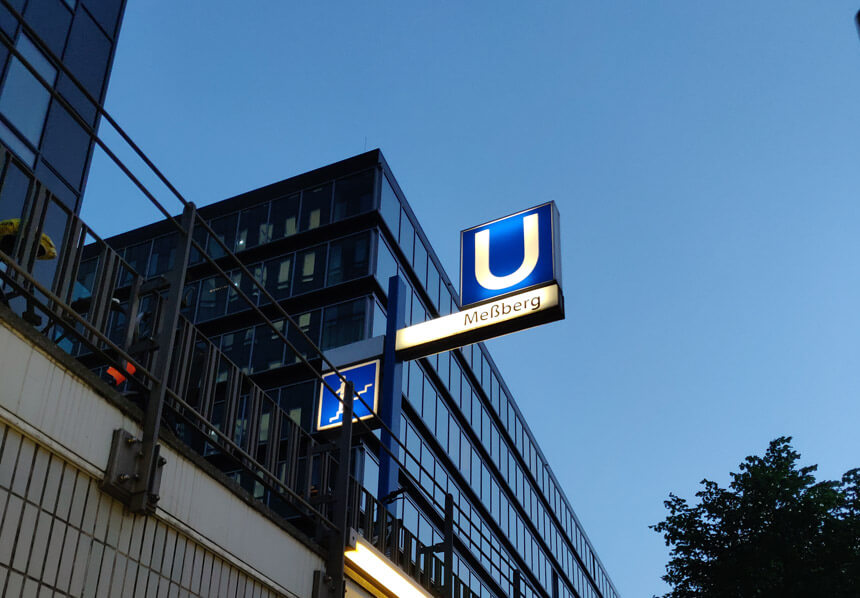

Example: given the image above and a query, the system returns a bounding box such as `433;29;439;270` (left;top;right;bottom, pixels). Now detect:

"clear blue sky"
82;2;860;595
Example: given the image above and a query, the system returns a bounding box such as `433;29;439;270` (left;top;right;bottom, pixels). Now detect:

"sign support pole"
378;275;406;515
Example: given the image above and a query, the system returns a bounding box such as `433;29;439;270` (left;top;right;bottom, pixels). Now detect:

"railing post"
321;379;353;598
443;492;454;597
127;203;195;513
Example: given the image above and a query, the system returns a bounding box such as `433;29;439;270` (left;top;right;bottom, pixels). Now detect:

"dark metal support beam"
321;379;354;598
127;202;195;513
443;492;454;598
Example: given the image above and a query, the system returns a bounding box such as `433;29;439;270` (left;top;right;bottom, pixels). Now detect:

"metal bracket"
101;428;166;513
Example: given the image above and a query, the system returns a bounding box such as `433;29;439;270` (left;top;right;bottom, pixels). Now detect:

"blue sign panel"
460;202;559;307
316;360;380;431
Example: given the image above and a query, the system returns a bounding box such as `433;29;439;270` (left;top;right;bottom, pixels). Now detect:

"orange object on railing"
106;361;136;385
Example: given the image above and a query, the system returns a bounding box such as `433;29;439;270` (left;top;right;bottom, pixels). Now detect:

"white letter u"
474;213;540;290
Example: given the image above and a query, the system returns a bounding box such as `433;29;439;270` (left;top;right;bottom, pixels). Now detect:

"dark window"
236;203;269;251
30;199;67;288
0;36;56;156
81;0;123;38
278;381;314;431
270;194;298;240
371;299;386;338
0;158;31;221
180;281;198;319
422;377;436;433
299;183;331;231
147;233;177;277
189;224;207;265
197;275;230;321
398;208;413;263
34;159;76;209
40;100;90;189
75;257;98;294
374;236;397;291
413;239;427;288
57;73;97;126
332;169;373;221
0;5;18;36
120;241;149;284
263;253;292;302
25;0;72;56
321;298;366;350
380;175;399;235
427;263;440;311
293;244;326;295
251;320;285;373
439;283;452;316
207;213;237;259
285;310;321;364
63;8;110;98
227;268;263;314
220;327;253;373
326;232;370;286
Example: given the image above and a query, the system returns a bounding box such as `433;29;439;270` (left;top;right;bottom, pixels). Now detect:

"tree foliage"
652;437;860;597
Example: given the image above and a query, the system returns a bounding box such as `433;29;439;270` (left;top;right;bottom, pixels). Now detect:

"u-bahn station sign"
396;202;564;360
317;202;565;432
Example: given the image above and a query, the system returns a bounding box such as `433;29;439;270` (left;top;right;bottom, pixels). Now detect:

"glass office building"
103;150;619;598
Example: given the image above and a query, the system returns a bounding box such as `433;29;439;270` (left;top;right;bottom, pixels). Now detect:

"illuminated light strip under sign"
345;534;433;598
395;283;563;361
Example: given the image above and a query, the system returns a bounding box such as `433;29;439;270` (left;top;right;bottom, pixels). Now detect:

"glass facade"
0;0;127;215
102;151;618;598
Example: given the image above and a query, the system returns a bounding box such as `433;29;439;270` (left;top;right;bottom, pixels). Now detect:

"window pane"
180;281;198;319
197;275;230;320
251;320;285;373
380;174;399;235
236;203;270;251
62;8;109;97
427;262;440;310
207;213;237;259
270;194;298;240
285;310;321;364
332;169;374;221
25;0;72;56
0;42;54;146
227;265;264;313
0;159;31;222
439;283;452;316
299;183;331;231
399;209;413;262
263;254;292;301
0;120;35;165
293;244;326;294
40;100;90;189
374;236;397;292
220;327;253;373
327;232;370;286
371;300;386;338
413;238;427;288
147;233;177;277
321;298;366;350
121;242;149;284
15;35;57;82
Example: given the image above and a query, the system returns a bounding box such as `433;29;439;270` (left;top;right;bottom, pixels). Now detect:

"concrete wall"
0;314;372;598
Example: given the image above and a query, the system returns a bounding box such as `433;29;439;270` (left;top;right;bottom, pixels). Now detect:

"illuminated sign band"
395;283;561;360
316;360;380;432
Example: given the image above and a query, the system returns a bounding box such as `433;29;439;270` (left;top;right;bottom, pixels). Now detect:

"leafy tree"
652;437;860;597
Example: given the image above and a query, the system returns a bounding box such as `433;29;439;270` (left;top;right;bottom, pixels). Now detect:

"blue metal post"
378;275;406;513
